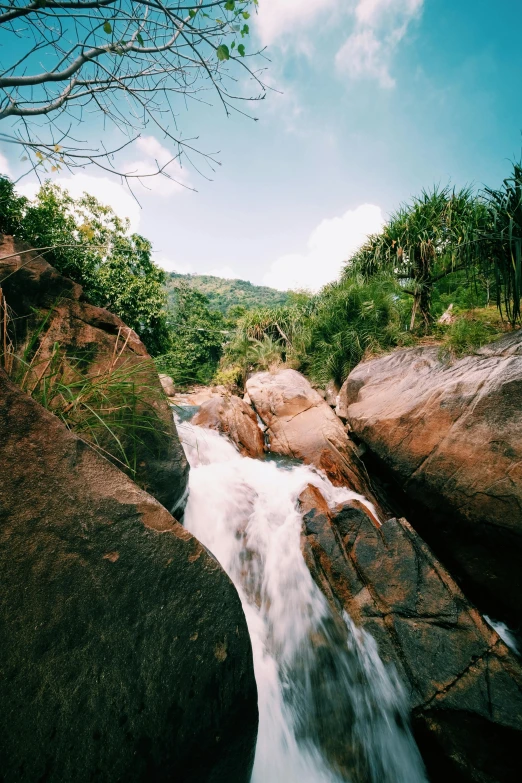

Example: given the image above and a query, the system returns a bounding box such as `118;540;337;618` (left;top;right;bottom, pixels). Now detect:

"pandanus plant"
480;162;522;326
349;186;484;330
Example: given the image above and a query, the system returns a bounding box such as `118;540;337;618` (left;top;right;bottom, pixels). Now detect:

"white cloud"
17;173;142;232
155;256;194;275
207;266;237;280
336;0;424;88
255;0;338;46
13;135;191;234
0;150;12;177
263;204;384;292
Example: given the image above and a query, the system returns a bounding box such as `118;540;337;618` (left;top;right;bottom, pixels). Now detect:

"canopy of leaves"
0;177;169;354
156;283;226;386
479;162;522;325
349;186;484;329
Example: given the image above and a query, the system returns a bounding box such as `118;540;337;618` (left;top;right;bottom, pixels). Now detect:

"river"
177;413;427;783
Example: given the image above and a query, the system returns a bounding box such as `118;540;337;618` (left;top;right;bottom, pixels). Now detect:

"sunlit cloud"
336;0;424;88
262;203;385;291
255;0;338;47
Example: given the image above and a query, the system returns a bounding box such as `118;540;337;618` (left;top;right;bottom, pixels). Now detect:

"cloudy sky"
1;0;522;291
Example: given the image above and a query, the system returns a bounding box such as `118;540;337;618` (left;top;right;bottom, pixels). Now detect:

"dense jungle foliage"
1;157;521;392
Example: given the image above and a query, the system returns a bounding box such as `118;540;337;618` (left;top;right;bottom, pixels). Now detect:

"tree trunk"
419;283;433;330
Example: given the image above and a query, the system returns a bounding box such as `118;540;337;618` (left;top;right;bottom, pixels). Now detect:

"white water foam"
178;417;427;783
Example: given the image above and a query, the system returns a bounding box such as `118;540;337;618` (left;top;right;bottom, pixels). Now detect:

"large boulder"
0;368;258;783
299;488;522;783
0;235;188;513
246;369;383;514
192;393;265;458
339;331;522;626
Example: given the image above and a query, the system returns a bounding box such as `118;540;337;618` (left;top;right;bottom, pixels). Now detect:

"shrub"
302;275;405;386
438;316;502;360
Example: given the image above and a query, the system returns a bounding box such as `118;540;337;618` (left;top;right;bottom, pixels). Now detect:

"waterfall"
177;415;427;783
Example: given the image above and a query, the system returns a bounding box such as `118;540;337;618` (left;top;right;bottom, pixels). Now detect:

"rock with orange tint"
340;332;522;625
0;235;188;512
192;393;265;458
246;369;383;516
298;484;522;783
0;368;257;783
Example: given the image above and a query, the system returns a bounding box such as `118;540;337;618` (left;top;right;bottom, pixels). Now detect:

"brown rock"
299;489;522;783
0;368;258;783
0;236;188;513
246;369;384;518
159;373;176;397
340;331;522;624
192;393;265;458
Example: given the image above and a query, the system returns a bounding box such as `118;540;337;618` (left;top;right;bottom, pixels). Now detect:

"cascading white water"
177;415;427;783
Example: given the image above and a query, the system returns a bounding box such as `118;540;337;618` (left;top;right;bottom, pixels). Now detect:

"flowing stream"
177;414;428;783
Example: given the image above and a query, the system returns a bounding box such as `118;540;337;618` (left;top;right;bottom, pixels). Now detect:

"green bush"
302;275;405;386
438;316;502;360
155;283;226;387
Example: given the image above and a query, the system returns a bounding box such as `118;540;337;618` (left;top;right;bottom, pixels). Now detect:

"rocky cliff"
339;330;522;626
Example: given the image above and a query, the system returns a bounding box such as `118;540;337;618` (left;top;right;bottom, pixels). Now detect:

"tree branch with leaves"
0;0;264;185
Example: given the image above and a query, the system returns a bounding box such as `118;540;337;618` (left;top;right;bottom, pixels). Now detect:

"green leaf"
224;1;235;10
103;20;112;34
237;43;245;56
242;11;250;19
241;23;249;36
189;9;197;18
231;40;236;49
216;44;230;61
136;32;144;46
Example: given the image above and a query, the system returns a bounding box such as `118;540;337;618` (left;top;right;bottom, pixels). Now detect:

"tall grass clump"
0;298;167;475
301;275;405;386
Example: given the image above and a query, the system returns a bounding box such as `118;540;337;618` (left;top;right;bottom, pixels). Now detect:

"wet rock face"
0;369;258;783
0;236;188;513
340;331;522;626
299;487;522;783
192;394;265;458
246;369;384;515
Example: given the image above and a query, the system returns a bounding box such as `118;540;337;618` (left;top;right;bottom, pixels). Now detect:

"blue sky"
1;0;522;290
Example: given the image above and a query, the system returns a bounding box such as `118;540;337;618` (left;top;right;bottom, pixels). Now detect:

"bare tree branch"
0;0;265;184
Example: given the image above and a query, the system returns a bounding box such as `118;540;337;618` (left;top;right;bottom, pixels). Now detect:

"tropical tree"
301;274;404;385
479;161;522;326
0;1;263;182
350;186;484;329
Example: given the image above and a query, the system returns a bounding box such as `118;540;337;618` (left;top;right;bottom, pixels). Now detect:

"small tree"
157;283;226;385
0;1;263;182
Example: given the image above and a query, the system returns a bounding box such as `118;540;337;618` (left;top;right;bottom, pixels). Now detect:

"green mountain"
165;272;290;314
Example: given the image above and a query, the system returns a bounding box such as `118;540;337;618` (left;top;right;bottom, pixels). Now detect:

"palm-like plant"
350;186;483;330
480;162;522;326
302;275;404;385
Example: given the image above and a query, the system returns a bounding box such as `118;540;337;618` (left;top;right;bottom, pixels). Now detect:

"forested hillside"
165;272;290;315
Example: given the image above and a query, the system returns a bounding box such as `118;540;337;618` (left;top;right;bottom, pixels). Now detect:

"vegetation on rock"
0;178;170;354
